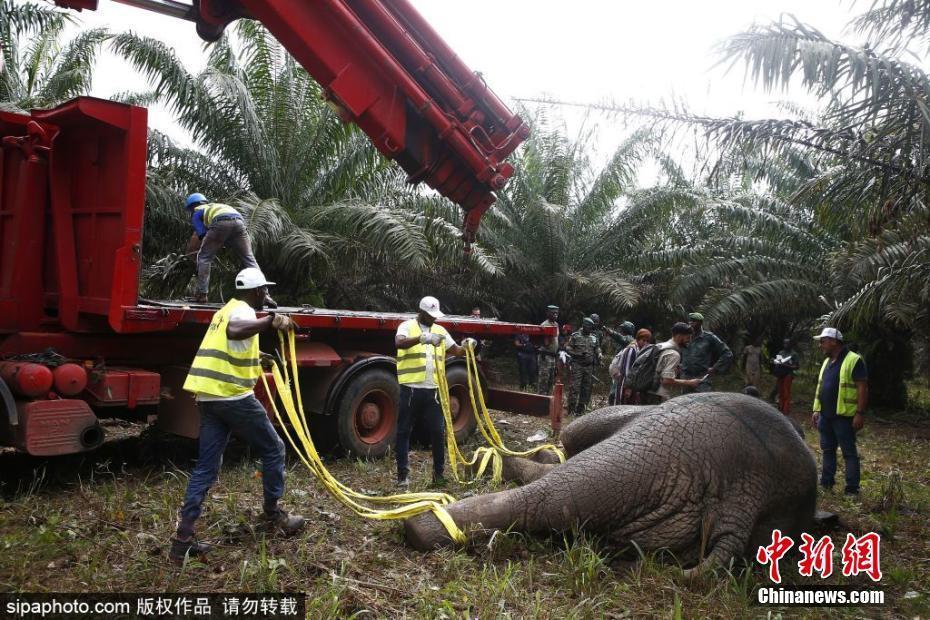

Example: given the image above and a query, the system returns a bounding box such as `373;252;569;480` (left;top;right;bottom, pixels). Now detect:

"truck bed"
130;299;551;338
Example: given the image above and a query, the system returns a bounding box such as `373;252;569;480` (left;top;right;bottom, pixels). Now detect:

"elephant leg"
530;449;563;465
501;456;557;484
561;406;651;457
464;456;556;485
405;486;531;551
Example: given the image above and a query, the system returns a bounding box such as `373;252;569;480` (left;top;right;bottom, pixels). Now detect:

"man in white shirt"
646;323;702;404
394;296;474;487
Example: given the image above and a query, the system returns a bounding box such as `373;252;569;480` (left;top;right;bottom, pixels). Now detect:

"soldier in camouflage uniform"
566;317;598;415
536;305;560;394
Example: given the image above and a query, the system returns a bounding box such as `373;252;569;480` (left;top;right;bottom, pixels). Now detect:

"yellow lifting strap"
261;329;466;544
435;344;565;485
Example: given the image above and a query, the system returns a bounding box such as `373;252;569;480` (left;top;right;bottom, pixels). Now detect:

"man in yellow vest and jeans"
811;327;869;496
395;296;475;488
170;268;303;562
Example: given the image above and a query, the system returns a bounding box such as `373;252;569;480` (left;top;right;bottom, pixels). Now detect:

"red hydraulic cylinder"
0;362;54;398
53;363;88;397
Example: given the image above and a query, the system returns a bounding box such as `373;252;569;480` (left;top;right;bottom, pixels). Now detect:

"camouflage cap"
546;305;560;311
688;312;705;322
582;317;595;327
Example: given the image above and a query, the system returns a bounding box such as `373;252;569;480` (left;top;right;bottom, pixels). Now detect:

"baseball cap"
419;296;445;319
546;305;559;311
688;312;705;322
814;327;843;341
235;268;275;290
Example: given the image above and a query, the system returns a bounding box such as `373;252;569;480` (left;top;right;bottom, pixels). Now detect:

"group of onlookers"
519;306;869;497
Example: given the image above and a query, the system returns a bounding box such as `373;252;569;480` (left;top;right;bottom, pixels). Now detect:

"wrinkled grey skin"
406;393;817;573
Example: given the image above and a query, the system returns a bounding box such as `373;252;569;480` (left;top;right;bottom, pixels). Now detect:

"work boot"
264;295;278;309
259;507;305;536
431;473;447;488
169;537;211;563
397;471;410;489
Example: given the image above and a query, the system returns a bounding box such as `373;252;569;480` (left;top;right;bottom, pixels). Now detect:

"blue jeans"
395;386;445;478
818;415;860;492
177;394;285;538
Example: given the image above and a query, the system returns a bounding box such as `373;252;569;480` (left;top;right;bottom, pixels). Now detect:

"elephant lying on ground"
406;393;817;573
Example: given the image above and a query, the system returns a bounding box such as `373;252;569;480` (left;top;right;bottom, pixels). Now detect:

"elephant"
405;392;818;573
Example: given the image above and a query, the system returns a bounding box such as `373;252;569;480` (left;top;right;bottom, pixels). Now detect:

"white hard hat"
235;267;275;290
418;296;444;319
813;327;843;342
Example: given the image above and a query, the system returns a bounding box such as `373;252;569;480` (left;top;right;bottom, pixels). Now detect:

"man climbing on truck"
184;193;276;307
170;268;303;563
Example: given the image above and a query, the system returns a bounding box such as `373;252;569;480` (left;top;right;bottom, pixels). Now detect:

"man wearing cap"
565;318;599;415
680;312;733;392
811;328;869;495
183;193;274;306
536;305;561;394
395;296;475;487
170;268;303;563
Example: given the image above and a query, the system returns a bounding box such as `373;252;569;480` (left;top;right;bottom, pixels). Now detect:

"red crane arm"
54;0;529;246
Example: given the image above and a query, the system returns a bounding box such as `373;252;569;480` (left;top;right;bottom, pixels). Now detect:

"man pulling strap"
169;268;303;563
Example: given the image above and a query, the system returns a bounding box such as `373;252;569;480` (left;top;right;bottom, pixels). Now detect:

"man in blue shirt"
184;193;271;306
811;327;869;496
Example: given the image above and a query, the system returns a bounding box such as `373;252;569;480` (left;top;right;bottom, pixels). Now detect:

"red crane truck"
0;0;560;459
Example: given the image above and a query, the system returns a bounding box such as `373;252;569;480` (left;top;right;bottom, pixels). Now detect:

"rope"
261;329;466;543
262;328;563;542
436;344;564;485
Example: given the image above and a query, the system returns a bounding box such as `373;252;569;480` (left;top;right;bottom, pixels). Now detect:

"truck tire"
444;365;478;444
336;368;399;459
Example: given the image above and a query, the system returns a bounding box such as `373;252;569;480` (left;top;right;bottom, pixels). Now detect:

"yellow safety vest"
195;203;240;226
396;321;448;385
813;350;864;416
184;299;261;397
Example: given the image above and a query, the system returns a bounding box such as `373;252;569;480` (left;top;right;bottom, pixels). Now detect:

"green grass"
1;374;930;618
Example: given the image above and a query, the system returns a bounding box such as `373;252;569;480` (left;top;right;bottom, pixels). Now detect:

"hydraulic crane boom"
55;0;529;246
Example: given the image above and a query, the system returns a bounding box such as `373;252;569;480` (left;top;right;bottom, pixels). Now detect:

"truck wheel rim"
448;384;474;432
354;389;394;445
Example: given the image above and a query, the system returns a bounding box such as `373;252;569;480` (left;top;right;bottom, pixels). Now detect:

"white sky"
73;0;859;160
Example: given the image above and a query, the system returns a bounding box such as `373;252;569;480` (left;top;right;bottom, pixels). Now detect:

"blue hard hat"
185;193;208;209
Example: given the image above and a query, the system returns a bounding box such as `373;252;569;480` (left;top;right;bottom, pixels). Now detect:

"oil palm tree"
114;22;493;306
0;0;109;112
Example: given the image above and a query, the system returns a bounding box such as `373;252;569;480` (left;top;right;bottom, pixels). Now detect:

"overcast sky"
74;0;859;156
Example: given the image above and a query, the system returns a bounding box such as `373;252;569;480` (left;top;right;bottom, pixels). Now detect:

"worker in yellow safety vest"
169;268;301;563
183;192;275;307
394;296;476;488
811;327;869;496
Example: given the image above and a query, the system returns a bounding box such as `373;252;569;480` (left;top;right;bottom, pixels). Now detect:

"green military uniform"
566;320;598;415
536;317;560;394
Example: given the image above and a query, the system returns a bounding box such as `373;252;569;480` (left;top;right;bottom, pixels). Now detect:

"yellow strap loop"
436;343;564;485
262;330;466;543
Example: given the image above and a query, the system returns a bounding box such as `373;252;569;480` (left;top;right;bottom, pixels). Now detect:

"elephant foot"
530;448;563;465
404;488;528;551
405;511;455;551
464;455;556;485
501;456;557;484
